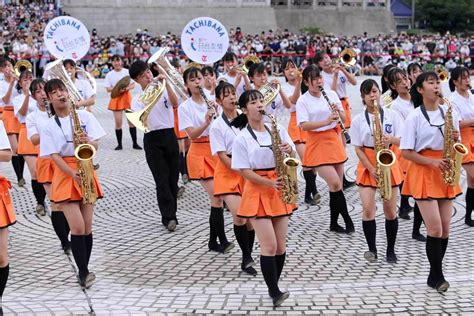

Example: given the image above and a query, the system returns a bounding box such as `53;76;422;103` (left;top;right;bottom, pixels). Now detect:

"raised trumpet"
437;67;449;82
14;60;33;78
332;48;357;68
234;55;260;74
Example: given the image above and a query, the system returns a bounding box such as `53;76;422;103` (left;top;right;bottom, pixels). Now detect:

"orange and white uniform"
104;68;131;111
0;80;21;134
322;70;352;128
13;94;39;155
282;82;306;144
449;90;474;164
0;121;15;228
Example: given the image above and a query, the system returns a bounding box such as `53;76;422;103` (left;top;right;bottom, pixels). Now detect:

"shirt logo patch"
340;76;346;84
384;124;393;134
271;101;276;109
164;97;169;108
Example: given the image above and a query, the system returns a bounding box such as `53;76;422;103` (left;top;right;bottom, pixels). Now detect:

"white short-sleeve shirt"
209;113;241;156
75;79;95;100
449;90;474;122
104;68;129;89
281;82;298;113
178;98;211;136
0;121;11;150
296;90;343;132
231;123;295;170
217;73;246;97
350;108;404;148
40;110;106;157
0;80;20;106
322;70;348;98
26;108;50;140
131;89;174;131
12;94;38;124
400;104;460;152
390;96;415;120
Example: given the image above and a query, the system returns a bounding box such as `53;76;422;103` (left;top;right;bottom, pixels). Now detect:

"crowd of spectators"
1;1;474;78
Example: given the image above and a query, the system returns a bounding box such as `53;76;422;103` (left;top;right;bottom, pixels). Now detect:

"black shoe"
208;241;220;252
330;224;346;234
465;218;474;227
344;224;355;235
427;274;436;288
166;220;177;232
133;144;143;150
177;186;185;199
313;192;321;204
412;232;427;242
62;244;71;255
242;257;255;269
272;291;290;307
219;241;235;254
242;265;257;276
114;145;123;150
386;252;397;263
304;196;316;206
436;280;450;293
79;272;96;289
364;251;378;262
398;206;413;220
18;178;26;187
343;178;355;190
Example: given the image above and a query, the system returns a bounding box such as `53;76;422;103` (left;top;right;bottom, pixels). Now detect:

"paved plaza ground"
1;77;473;315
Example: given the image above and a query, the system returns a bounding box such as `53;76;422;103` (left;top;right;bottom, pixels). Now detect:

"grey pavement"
1;76;473;315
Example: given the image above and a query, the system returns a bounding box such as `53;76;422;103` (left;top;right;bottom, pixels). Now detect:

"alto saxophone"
373;100;396;201
260;110;300;204
70;99;98;204
440;96;468;187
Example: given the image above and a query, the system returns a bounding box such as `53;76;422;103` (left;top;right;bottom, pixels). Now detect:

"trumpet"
319;86;351;143
234;55;260;74
437;67;449;82
14;60;33;78
199;87;216;120
332;48;357;68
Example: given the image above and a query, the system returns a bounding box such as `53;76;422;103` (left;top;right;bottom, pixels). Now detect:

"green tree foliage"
415;0;474;33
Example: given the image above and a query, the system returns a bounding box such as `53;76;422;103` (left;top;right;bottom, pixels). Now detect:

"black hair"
129;60;148;80
16;69;33;93
44;78;67;97
301;64;321;94
215;81;235;100
381;64;396;93
311;50;326;66
201;66;217;78
29;78;46;95
0;55;14;68
360;79;380;104
183;67;203;96
63;59;76;68
231;90;264;129
111;54;123;62
407;62;422;76
448;66;470;92
410;71;439;108
387;67;408;100
222;52;238;62
281;57;296;82
248;62;266;78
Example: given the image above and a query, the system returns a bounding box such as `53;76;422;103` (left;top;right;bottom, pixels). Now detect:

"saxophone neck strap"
246;124;273;149
420;104;445;137
364;106;384;130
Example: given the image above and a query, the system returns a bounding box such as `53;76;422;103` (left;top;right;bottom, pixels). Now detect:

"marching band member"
448;66;474;227
387;68;426;241
178;67;233;253
129;60;180;231
0;120;13;314
401;72;461;293
217;52;251;97
12;70;47;215
313;51;356;189
351;79;403;263
281;58;319;205
296;65;355;234
231;89;295;307
407;62;423;86
0;56;25;187
41;79;106;289
104;55;141;150
209;82;256;275
381;64;397;96
63;59;95;112
27;78;70;253
174;106;190;184
202;66;217;101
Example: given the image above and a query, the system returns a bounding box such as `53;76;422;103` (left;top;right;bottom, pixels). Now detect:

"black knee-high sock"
209;207;220;245
31;180;46;206
51;211;70;248
0;264;8;298
426;236;444;283
129;127;138;145
329;191;340;228
248;229;255;254
183;151;189;176
441;237;448;260
115;129;122;147
466;188;474;221
234;224;251;261
413;203;423;234
11;156;23;181
212;207;228;245
85;233;93;266
70;235;89;278
399;182;411;209
385;218;398;255
18;155;25;179
178;152;186;177
260;255;282;297
275;252;286;281
363;219;377;253
303;170;316;199
334;190;354;228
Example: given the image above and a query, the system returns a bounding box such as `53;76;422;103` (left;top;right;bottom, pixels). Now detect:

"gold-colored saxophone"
373;100;396;201
70;99;98;204
440;96;468;187
260;110;300;204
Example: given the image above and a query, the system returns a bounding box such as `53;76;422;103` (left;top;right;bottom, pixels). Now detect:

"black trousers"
144;128;179;226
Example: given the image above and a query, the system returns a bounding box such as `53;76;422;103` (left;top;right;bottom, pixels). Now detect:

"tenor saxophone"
373;100;396;201
260;110;300;204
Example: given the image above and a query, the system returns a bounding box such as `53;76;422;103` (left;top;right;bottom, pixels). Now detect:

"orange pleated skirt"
17;124;39;155
303;128;348;168
173;108;188;139
401;150;462;200
0;176;16;229
288;112;307;144
393;145;410;175
356;147;403;188
214;157;245;196
36;157;55;184
461;127;474;164
186;138;218;180
2;106;21;134
341;98;352;128
51;157;104;203
108;90;132;111
238;170;296;218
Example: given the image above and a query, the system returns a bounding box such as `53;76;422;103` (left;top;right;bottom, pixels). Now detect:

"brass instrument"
260;110;300;204
381;90;393;108
438;67;449;82
373;100;396;201
319;86;351;143
125;79;167;132
259;82;280;108
148;47;189;100
186;62;203;70
45;59;83;105
14;60;33;77
70;98;98;204
235;55;260;74
440;96;468;186
332;48;357;68
199;87;217;120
